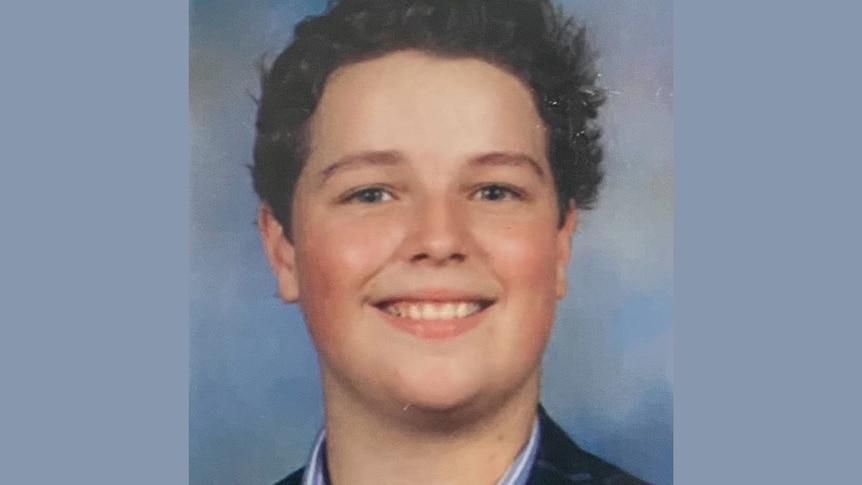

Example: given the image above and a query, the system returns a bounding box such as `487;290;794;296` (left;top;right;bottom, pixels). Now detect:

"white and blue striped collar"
301;417;541;485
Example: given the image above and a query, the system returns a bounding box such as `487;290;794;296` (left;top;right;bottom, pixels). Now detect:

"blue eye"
346;187;393;204
474;184;522;201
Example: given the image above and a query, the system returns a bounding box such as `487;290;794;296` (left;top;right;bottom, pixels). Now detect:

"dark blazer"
274;405;649;485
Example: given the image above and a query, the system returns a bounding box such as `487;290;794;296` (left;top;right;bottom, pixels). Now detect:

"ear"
555;203;577;299
258;204;300;303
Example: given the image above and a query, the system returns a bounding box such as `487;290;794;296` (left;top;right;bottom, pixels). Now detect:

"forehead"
306;50;547;167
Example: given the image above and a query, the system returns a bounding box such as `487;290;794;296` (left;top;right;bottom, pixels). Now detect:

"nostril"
410;251;466;264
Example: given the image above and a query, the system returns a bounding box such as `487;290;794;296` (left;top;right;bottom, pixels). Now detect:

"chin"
380;352;538;416
402;388;478;414
381;365;481;412
393;371;524;425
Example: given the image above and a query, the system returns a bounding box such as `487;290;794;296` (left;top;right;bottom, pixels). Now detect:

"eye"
473;184;523;201
344;187;394;204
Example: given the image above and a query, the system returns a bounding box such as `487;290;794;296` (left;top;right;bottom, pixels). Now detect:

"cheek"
338;222;400;271
298;215;395;284
481;221;560;291
478;218;561;353
294;215;402;337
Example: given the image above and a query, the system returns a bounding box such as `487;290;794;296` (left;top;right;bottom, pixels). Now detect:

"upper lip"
369;288;496;307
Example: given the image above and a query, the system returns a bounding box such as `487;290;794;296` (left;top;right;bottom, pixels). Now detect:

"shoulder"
272;467;304;485
272;409;650;485
528;406;651;485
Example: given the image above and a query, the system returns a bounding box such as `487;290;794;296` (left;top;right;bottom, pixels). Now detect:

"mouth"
371;295;495;339
377;301;491;320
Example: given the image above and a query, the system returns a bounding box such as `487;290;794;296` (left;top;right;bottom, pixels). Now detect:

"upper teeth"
383;302;482;320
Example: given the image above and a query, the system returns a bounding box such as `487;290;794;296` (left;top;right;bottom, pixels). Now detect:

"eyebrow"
469;152;548;179
317;150;547;182
318;150;405;182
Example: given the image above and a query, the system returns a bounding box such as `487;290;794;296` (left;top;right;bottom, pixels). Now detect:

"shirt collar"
301;417;541;485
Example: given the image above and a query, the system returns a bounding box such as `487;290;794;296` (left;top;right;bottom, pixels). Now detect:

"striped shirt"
301;418;541;485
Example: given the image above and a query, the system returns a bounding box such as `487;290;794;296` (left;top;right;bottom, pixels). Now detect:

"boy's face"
261;51;576;416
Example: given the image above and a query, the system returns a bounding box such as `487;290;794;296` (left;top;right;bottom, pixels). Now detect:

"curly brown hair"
253;0;606;237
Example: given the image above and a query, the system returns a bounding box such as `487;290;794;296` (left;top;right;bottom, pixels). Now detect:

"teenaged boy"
254;0;649;483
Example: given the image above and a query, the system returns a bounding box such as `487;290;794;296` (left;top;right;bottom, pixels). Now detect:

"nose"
405;197;469;265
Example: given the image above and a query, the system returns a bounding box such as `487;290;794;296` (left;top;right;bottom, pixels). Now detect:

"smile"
372;295;494;339
381;301;485;320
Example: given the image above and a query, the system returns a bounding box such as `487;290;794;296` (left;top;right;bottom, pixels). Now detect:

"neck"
320;374;540;485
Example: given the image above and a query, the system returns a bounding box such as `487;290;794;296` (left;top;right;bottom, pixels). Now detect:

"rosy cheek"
478;221;558;289
298;214;401;304
337;222;398;270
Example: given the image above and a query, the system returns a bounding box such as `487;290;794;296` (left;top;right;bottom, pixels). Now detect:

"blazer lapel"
526;405;650;485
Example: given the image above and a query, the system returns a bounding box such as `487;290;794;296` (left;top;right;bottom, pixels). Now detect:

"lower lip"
374;306;487;340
